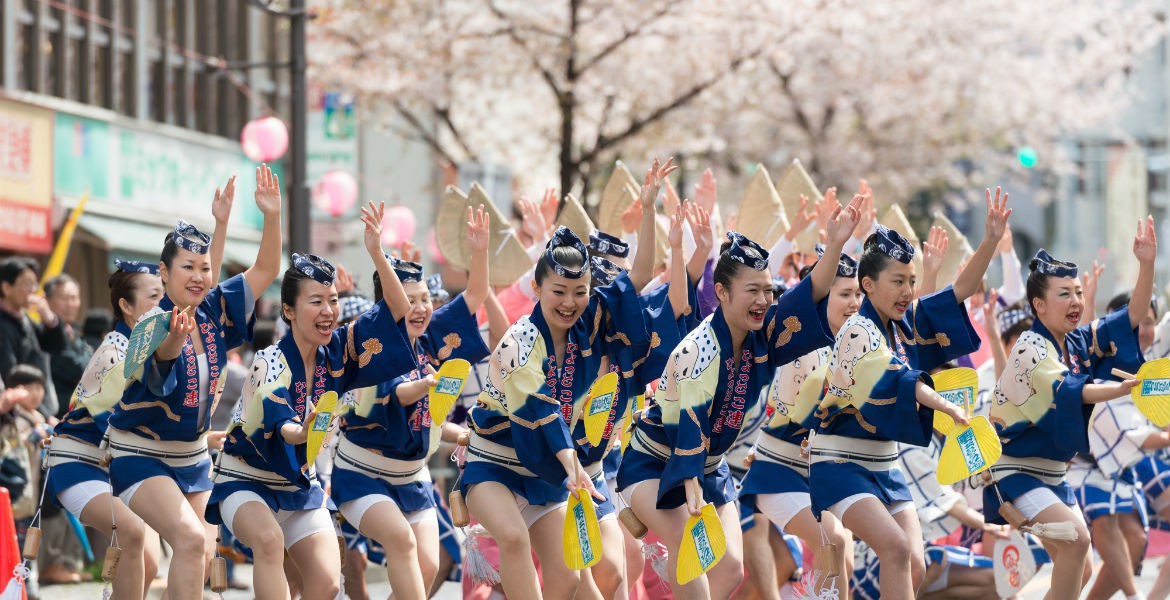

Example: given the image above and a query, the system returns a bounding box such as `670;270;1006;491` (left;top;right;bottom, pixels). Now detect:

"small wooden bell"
22;526;41;560
209;556;228;593
998;501;1028;529
449;489;470;527
457;431;471;447
101;546;122;581
619;508;647;539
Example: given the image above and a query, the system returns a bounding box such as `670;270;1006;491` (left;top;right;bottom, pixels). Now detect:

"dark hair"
83;309;114;340
279;267;314;325
1105;291;1157;317
1025;256;1079;313
108;270;152;323
5;364;45;388
534;245;587;286
857;233;893;294
798;263;817;280
160;233;180;269
713;239;766;291
43;274;78;299
0;257;38;298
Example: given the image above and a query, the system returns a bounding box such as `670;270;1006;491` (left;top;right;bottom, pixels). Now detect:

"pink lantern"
312;171;359;218
381;205;417;247
240;116;289;162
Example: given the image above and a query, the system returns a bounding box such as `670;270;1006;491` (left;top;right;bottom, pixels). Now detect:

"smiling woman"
204;201;419;600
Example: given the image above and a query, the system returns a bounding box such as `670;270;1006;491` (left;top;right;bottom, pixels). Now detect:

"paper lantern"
381;205;417;247
312;171;358;218
240;116;289;162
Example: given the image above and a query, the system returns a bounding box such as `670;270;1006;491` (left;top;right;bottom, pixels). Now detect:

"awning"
78;214;283;271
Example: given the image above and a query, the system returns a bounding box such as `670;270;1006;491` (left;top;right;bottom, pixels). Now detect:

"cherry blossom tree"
309;0;1166;204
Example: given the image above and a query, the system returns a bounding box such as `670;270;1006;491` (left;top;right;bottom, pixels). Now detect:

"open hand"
686;202;713;257
1134;215;1158;265
212;175;236;224
922;226;949;275
360;202;386;257
825;194;863;247
984;187;1012;242
254;164;282;217
467;204;491;253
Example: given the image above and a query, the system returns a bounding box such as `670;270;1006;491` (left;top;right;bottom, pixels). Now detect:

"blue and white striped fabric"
898;438;964;542
1071;462;1148;525
1135;451;1170;530
1086;398;1160;480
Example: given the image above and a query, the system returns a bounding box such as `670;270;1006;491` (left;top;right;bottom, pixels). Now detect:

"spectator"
0;258;66;418
81;308;113;350
45;275;93;419
1;365;52;597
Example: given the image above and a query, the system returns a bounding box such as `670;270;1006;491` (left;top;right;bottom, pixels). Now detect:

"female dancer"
44;260;164;598
461;158;678;600
331;206;492;598
988;217;1157;600
808;189;1011;600
738;246;861;596
616;196;862;600
206;201;418;599
106;165;283;599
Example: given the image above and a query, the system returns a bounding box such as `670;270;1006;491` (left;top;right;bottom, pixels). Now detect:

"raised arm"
1081;260;1104;323
361;202;410;319
919;226;948;298
685;202;713;285
243;164;284;300
462;205;491;314
629;158;677;290
1130;216;1158;329
982;290;1007;379
483;289;509;349
807;194;862;301
667;204;688;319
209;175;235;288
952;187;1011;303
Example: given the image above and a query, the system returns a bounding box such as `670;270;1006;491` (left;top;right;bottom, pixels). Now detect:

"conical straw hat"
557;194;595;243
931;212;974;289
467;183;532;286
735;164;788;249
879;204;923;278
775;159;822;255
598;161;641;237
436;186;471;270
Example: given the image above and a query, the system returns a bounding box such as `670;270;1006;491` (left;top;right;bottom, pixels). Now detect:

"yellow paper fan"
306;391;339;465
563;490;603;569
427;359;471;457
584;372;619;447
937;416;1002;485
1118;358;1170;427
931;367;979;433
677;503;726;585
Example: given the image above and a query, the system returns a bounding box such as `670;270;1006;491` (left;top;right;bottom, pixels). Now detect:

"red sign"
0;202;52;253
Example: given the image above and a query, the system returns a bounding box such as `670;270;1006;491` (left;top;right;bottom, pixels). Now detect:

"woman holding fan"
988;218;1157;600
331;206;492;598
106;165;283;600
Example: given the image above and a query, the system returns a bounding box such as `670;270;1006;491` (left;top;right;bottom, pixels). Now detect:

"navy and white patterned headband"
338;295;374;322
724;231;769;272
815;243;858;278
544;226;589;279
291;253;336;286
871;225;915;264
115;260;159;275
172;219;211;255
390;256;424;283
426;273;450;302
590;256;624;287
589;230;630;259
997;307;1032;333
1031;249;1078;279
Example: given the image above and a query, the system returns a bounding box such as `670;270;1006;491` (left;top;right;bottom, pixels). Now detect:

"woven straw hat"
930;212;974;288
598;161;641;237
735;164;788;249
557;194;595;242
435;186;471;270
465;183;532;286
878;204;924;278
775;159;822;254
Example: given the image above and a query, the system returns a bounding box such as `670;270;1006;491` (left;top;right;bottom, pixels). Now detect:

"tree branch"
574;2;672;77
391;100;463;166
485;0;564;97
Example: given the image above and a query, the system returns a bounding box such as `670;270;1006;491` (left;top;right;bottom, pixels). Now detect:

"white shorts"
617;480;646;510
608;478;626;513
118;480;145;507
219;491;335;549
755;492;811;530
828;493;912;521
1014;487;1085;524
467;484;564;529
339;494;437;529
58;481;112;517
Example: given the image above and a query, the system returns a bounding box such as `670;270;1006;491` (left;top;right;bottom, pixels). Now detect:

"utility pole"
288;0;309;255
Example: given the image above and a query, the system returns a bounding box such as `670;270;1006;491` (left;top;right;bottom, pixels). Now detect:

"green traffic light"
1017;146;1038;169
